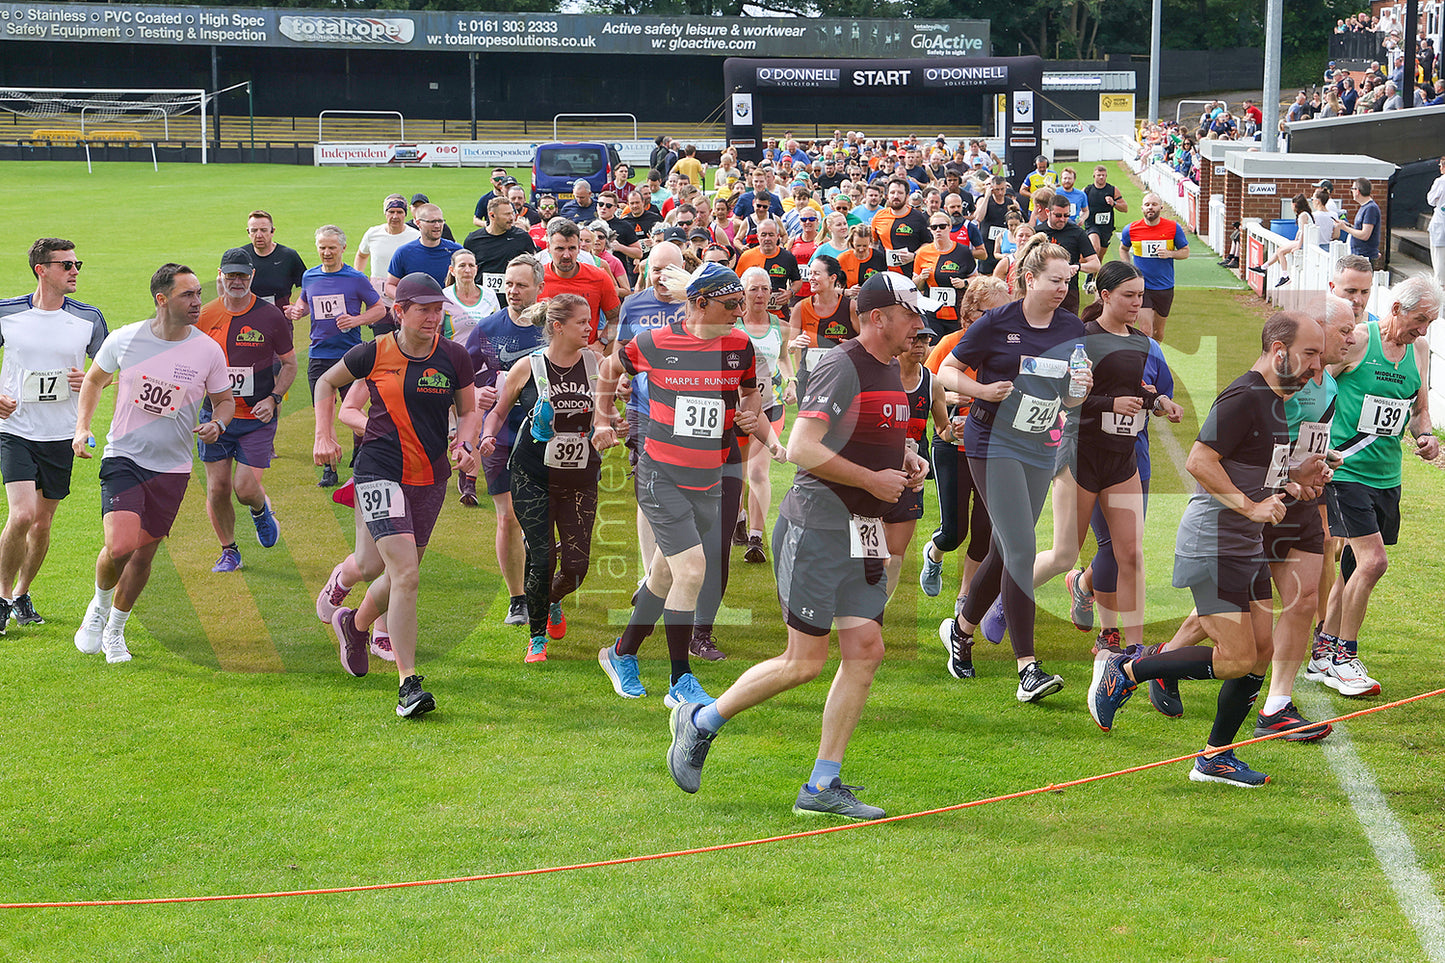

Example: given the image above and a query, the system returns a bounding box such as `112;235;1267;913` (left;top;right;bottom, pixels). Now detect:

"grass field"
0;160;1442;962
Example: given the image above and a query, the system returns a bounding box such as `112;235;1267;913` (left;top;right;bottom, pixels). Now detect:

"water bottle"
529;398;555;442
1068;343;1089;399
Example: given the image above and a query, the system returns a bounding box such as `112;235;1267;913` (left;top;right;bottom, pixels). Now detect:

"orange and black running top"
342;332;475;486
620;322;756;491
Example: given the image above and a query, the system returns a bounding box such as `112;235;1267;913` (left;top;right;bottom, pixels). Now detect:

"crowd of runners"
2;140;1441;818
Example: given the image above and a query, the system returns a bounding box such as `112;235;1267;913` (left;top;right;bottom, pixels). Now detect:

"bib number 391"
848;515;886;559
674;395;724;439
355;479;406;523
544;432;589;469
22;368;68;403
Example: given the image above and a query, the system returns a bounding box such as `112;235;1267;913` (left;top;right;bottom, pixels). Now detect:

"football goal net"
0;86;213;163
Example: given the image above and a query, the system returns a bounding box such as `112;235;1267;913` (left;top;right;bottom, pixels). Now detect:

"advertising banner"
0;3;988;58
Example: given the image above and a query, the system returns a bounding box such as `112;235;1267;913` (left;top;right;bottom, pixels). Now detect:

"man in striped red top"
593;263;771;710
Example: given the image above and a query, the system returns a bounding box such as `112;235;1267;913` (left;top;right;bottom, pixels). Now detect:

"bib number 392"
544;432;589;470
848;515;886;559
674;395;724;439
22;368;68;403
355;479;406;523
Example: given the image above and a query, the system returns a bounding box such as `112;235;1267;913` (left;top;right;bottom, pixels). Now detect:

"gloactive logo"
279;16;415;45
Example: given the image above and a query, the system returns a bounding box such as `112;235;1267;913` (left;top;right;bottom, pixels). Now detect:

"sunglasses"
708;297;745;311
598;202;615;209
677;219;694;226
800;217;818;223
930;224;951;230
43;259;83;271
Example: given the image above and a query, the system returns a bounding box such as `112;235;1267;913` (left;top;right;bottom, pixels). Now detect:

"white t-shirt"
0;295;108;441
443;284;501;345
357;224;420;280
93;320;230;473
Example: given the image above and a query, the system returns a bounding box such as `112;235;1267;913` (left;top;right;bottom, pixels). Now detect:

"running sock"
250;505;266;517
1208;672;1265;747
1126;646;1215;682
105;607;131;636
1313;631;1340;657
93;583;114;611
749;529;763;541
663;609;692;684
807;759;842;792
1339;637;1358;658
1262;695;1293;716
616;587;666;656
694;702;727;734
222;541;238;551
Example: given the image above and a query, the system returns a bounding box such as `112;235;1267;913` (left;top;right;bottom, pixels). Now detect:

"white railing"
318;110;404;143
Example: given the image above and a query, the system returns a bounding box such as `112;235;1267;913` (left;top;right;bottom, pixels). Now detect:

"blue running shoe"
919;544;943;597
251;497;280;548
212;546;242;573
980;596;1006;645
1189;750;1270;788
1087;651;1137;732
598;641;645;698
664;671;715;709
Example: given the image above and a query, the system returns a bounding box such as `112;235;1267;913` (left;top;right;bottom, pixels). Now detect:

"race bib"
1265;443;1291;490
1293;420;1330;460
1094;211;1111;226
311;292;345;321
885;248;908;267
1356;394;1410;437
1011;393;1061;433
1019;356;1068;379
481;273;506;293
932;286;957;308
848;515;886;559
355;479;405;522
132;374;184;419
21;368;68;404
1101;410;1145;436
674;395;724;438
544;431;590;470
1139;240;1168;258
988;225;1008;241
804;347;831;371
227;366;254;398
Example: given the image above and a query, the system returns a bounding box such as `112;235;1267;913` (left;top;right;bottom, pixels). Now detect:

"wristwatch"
269;392;283;404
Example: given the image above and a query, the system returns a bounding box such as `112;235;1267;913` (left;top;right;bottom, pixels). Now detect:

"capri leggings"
694;465;744;632
927;438;992;563
1087;480;1150;594
511;468;599;638
959;453;1054;660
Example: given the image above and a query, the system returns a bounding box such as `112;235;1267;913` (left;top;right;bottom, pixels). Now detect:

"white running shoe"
102;629;132;664
1303;644;1336;684
1324;651;1381;697
74;600;108;655
316;562;350;623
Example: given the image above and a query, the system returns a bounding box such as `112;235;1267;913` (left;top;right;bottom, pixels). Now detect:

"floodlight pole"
211;46;220;151
1148;0;1161;123
470;53;477;142
1262;0;1282;152
247;81;254;164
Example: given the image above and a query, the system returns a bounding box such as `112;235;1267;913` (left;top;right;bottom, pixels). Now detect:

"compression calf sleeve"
1208;673;1265;748
1127;646;1216;681
616;587;666;656
663;609;693;684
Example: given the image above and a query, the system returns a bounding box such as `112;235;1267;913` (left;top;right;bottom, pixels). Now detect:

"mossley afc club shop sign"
0;2;988;58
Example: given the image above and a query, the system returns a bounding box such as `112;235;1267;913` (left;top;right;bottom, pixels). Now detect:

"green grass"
0;161;1443;961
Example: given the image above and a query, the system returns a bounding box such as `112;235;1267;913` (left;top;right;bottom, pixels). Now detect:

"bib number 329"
355;479;406;523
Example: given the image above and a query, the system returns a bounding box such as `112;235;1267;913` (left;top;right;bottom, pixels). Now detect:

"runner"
1318;274;1443;696
540;218;622;352
737;266;794;566
665;271;931;820
594;262;768;706
480;293;606;663
1083;165;1128;263
919;278;1010;637
883;326;947;597
72;264;233;663
466;254;546;626
286;225;386;488
196;247;296;572
735;219;803;322
1088;312;1331;787
313;273;479;717
935;239;1089;700
838;224;888;294
912;211;980;337
0;238;108;628
442;248;498;352
355;194;419;305
1119;192;1189;341
870;177;931;275
787;255;859;400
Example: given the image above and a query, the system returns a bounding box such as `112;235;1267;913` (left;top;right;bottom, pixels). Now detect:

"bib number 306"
133;374;184;418
355;479;406;523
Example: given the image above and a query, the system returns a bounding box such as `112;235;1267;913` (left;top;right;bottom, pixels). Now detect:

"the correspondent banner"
1;3;989;58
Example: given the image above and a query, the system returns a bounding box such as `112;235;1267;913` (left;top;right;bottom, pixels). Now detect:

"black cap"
410;193;429;205
393;272;446;304
219;247;254;273
661;226;689;244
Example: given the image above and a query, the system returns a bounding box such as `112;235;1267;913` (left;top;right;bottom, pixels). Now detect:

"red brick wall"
1222;172;1390;235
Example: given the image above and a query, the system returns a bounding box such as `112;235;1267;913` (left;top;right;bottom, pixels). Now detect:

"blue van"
531;142;622;203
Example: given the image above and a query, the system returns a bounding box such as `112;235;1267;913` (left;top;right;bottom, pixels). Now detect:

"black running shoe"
1253;701;1331;742
1016;661;1064;703
0;596;10;634
318;465;339;488
938;618;975;679
397;674;436;718
1149;678;1184;718
504;596;529;626
11;594;42;625
731;516;748;547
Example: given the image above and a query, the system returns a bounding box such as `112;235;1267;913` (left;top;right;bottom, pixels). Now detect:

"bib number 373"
355;479;406;523
848;515;886;559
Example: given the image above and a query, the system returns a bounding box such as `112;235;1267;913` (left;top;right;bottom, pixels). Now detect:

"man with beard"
870;177;931;276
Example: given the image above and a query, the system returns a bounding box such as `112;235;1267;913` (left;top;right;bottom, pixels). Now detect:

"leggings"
695;466;744;632
1087;479;1150;594
928;438;992;563
959;452;1054;660
511;468;599;638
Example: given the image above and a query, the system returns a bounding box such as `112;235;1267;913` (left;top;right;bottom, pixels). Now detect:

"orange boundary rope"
4;687;1440;909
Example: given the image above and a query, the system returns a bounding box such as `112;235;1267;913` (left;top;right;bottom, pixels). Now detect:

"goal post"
0;87;210;163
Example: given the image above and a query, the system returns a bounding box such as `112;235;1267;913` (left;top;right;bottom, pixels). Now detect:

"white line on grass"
1295;691;1445;962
